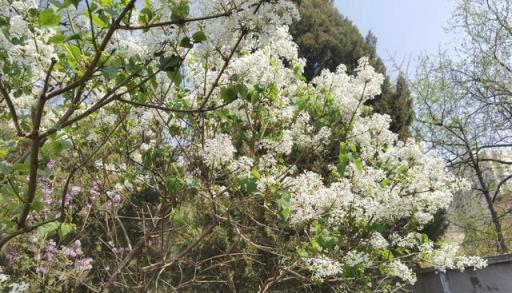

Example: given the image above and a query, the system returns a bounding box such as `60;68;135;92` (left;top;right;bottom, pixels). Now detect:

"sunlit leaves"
171;1;190;22
220;84;248;103
38;9;61;27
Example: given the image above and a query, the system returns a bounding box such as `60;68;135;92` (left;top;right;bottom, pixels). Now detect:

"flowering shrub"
0;0;485;291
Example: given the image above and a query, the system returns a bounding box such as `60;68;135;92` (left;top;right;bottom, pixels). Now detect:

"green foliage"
38;9;61;27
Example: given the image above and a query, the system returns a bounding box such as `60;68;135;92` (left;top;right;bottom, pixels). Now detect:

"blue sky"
334;0;458;76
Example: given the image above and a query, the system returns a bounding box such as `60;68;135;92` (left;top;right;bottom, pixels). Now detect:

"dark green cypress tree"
391;74;414;141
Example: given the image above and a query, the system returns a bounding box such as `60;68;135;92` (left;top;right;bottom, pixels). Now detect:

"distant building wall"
414;254;512;293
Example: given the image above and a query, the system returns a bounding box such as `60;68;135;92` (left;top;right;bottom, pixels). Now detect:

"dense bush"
0;0;484;292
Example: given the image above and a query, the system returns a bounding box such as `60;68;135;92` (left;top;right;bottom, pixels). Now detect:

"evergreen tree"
391;74;414;140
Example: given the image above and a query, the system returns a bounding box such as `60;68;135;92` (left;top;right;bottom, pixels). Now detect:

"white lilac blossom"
344;251;371;267
202;134;236;166
312;58;384;119
387;259;417;285
8;281;29;293
0;273;9;284
369;232;389;249
304;257;342;280
228;156;254;176
430;244;488;272
287;172;352;224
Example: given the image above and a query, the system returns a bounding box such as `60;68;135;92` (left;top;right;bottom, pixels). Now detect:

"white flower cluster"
369;232;389;249
287;172;352;224
228;156;254;176
429;244;488;272
259;112;331;156
0;271;28;292
8;281;29;293
344;250;371;267
202;134;237;166
387;259;417;285
304;256;342;279
0;273;8;284
312;58;384;119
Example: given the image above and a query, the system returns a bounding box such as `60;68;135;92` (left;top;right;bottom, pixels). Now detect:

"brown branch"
0;217;60;250
0;78;25;136
199;29;247;110
141;221;218;272
46;0;136;100
16;58;57;231
118;96;239;113
119;12;232;30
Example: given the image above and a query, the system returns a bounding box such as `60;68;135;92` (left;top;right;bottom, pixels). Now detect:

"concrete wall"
414;254;512;293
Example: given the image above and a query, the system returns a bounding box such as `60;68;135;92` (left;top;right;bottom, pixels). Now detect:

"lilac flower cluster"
36;239;93;274
6;249;20;262
61;240;83;258
106;193;121;208
64;186;81;207
74;257;93;272
42;239;57;261
79;181;101;216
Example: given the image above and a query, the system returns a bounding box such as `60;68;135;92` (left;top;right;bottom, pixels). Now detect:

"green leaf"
42;137;71;158
70;0;81;8
160;55;181;72
37;221;61;237
276;193;290;220
166;70;183;85
0;147;8;159
0;16;8;27
91;12;108;28
63;33;82;42
165;177;183;195
310;239;321;252
102;66;119;81
12;162;29;173
171;1;190;22
39;9;61;27
192;31;207;43
220;84;248;103
138;7;154;26
180;36;193;48
48;34;67;43
100;0;113;7
236;176;258;195
354;158;363;171
0;162;11;174
296;246;308;257
378;249;394;261
59;223;76;239
32;200;44;212
379;178;392;188
220;86;237;103
64;44;82;64
50;0;72;10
